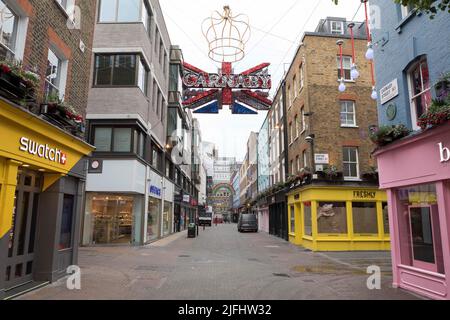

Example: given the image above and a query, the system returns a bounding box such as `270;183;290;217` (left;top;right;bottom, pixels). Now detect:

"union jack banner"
182;62;272;114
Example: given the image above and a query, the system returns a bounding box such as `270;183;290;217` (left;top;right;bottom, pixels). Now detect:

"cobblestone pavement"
19;224;418;300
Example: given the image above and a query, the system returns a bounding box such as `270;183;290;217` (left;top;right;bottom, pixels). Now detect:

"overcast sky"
160;0;365;161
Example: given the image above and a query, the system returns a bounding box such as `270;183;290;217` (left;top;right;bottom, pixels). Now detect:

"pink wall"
376;123;450;189
258;208;269;233
376;123;450;300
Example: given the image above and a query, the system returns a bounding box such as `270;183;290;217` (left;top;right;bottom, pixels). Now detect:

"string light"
337;40;346;92
348;23;360;80
362;0;374;61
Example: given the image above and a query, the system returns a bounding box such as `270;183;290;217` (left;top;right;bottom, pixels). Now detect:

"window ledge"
341;125;359;128
344;178;362;182
396;9;417;33
337;79;356;84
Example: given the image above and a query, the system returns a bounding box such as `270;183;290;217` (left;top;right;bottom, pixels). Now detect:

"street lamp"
305;134;316;174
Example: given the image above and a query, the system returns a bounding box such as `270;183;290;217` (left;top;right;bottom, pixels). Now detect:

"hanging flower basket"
369;124;411;147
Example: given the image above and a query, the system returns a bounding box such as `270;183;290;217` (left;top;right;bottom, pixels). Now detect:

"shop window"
59;195;74;250
340;101;356;127
163;201;172;236
303;202;312;236
317;202;348;234
0;0;18;60
396;184;444;274
408;58;432;130
343;147;359;180
352;202;378;235
88;194;133;244
99;0;142;22
290;205;295;233
382;202;390;235
147;196;161;241
337;56;352;81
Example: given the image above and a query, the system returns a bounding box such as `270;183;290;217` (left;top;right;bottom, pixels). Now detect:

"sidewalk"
146;230;188;247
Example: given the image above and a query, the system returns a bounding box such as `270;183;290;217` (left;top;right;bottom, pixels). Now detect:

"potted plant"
369;124;411;147
362;166;379;182
0;60;39;100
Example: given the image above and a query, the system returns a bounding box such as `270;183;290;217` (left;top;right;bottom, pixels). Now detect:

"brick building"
284;17;389;251
0;0;96;298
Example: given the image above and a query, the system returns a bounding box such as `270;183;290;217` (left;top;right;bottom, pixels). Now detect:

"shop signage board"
353;190;377;199
19;137;67;165
183;195;191;203
380;79;399;105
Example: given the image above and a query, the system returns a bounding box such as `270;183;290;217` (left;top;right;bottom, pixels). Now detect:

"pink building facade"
258;206;270;233
375;123;450;300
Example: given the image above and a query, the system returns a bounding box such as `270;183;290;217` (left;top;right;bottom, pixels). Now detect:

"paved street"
19;224;418;300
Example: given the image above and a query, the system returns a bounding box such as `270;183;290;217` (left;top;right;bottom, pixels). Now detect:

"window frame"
343;147;360;181
92;125;145;156
330;21;344;35
93;53;149;94
0;0;18;60
290;205;295;234
340;100;357;128
337;56;353;81
407;58;432;131
98;0;144;24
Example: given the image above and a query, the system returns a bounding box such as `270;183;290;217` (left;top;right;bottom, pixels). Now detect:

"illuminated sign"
19;137;67;165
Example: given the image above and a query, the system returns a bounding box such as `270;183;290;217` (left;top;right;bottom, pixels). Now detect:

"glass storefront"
85;194;134;245
303;202;312;236
147;196;161;242
396;184;444;274
317;202;347;234
163;201;172;236
352;202;378;235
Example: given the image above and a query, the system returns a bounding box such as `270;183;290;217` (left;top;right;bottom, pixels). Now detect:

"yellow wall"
287;186;390;251
0;100;94;239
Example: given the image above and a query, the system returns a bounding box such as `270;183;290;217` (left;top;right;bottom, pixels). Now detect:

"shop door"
4;170;41;290
408;205;441;273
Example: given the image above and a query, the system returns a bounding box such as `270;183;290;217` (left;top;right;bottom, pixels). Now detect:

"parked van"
237;214;258;233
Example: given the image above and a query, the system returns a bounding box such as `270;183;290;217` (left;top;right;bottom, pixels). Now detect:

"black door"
4;170;41;290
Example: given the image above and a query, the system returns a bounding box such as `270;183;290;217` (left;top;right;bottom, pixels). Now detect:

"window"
340;101;356;127
396;184;444;274
56;0;75;17
304;202;312;236
289;123;293;144
337;56;352;81
290;205;295;233
293;75;298;97
401;4;414;19
291;160;294;175
296;156;300;173
303;150;308;168
94;54;148;94
382;202;390;235
59;195;74;250
408;59;432;130
93;127;139;153
0;0;18;60
294;115;299;139
45;48;63;98
299;64;304;90
280;125;284;153
300;107;306;133
288;85;292;107
317;202;348;234
343;147;359;180
352;202;378;235
331;21;344;34
99;0;142;23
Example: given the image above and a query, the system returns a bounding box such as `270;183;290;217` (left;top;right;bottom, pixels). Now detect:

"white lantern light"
371;87;378;100
338;79;346;92
366;42;374;60
350;64;360;80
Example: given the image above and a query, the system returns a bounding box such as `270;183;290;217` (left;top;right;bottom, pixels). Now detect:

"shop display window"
317;202;348;234
396;184;444;274
303;202;312;236
352;202;378;235
382;202;390;235
163;201;172;236
89;194;134;244
147;197;161;241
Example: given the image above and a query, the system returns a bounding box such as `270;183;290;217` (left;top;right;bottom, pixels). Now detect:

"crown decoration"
202;5;251;63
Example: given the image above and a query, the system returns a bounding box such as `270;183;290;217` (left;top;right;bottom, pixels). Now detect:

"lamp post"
305;134;316;175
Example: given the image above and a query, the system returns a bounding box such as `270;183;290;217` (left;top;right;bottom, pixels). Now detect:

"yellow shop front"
0;98;94;298
287;185;390;252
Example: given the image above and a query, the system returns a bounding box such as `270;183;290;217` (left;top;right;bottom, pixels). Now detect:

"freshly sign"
19;137;67;165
